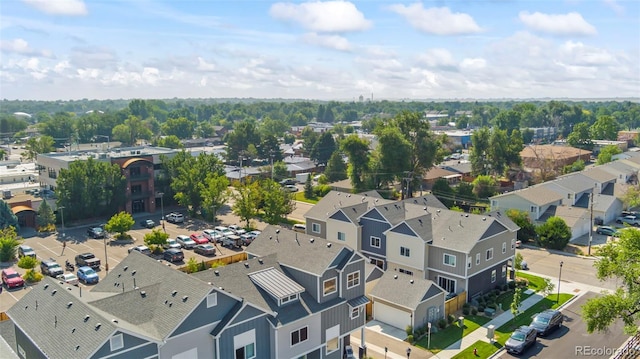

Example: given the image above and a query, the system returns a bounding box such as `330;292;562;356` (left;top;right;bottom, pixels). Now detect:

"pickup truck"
75;253;101;270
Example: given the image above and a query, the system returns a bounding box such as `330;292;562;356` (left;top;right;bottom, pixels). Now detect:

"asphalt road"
495;292;629;359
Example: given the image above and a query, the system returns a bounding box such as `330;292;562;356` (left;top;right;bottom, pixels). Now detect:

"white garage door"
374;302;411;330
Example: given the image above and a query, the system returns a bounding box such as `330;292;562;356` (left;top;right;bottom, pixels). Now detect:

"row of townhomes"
303;191;519;330
1;227;370;359
490;151;640;240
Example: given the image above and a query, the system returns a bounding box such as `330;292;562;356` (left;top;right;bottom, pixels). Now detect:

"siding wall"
171;290;238;336
13;325;46;359
321;303;365;358
161;323;218;359
306;218;327;239
467;231;516;276
414;293;445;329
427;247;466;276
276;315;322;359
359;217;390;261
340;260;365;300
92;331;154;358
285;267;320;302
326;217;359;251
468;260;510;300
319;269;340;304
218;317;272;359
385;231;426;273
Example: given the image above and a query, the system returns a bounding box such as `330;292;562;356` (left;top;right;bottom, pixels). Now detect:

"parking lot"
0;210;269;313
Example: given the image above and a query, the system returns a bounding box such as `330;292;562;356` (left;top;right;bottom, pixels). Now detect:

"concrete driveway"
351;321;433;359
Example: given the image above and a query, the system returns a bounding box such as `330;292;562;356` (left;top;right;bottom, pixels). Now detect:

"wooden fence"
178;252;248;273
445;291;467;316
0;312;8;322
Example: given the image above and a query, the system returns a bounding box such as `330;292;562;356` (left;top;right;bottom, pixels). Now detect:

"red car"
190;233;208;245
2;268;25;288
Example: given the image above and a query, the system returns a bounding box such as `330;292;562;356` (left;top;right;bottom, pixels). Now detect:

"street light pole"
59;206;65;238
557;261;563;303
103;236;109;273
158;192;165;232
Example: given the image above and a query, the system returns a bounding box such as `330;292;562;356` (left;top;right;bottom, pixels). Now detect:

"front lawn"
495;289;533;311
415;315;491;353
452;340;501;359
515;271;547;292
293;192;319;204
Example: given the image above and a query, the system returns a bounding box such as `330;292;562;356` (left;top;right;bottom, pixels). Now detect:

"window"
351;307;360;319
567;193;572;199
491;269;497;283
476;253;480;265
502;265;507;278
337;232;346;241
234;329;256;359
17;345;25;357
325;325;340;354
207;292;217;308
235;344;255;359
443;254;456;267
281;294;298;305
467;257;472;269
511;239;516;250
399;268;413;276
491;200;497;208
400;247;410;257
438;276;456;293
486;248;493;261
291;327;308;346
311;223;321;233
530;206;536;213
370;257;384;269
347;271;360;288
323;278;337;295
110;334;124;351
370;236;381;248
502;242;506;254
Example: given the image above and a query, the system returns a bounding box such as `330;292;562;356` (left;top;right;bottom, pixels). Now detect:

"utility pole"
588;186;594;256
402;171;413;200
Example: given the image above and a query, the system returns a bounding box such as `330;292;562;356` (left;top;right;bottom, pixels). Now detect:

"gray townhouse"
3;229;368;359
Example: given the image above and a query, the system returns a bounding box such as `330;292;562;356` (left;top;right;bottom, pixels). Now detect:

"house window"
235;344;255;359
491;269;497;283
502;242;506;254
370;236;381;248
467;257;472;269
530;206;536;213
110;334;124;351
311;223;320;233
486;248;493;261
291;327;309;346
511;239;516;250
326;325;340;354
234;329;256;359
443;253;456;267
337;232;346;241
17;345;25;357
438;276;456;293
207;292;217;308
347;271;360;288
281;294;298;305
567;193;572;199
476;253;480;265
370;257;384;269
399;268;413;276
400;247;410;257
502;265;507;278
323;277;337;296
491;200;497;207
351;307;360;319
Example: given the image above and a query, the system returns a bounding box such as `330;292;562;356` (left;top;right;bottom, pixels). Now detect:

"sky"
0;0;639;101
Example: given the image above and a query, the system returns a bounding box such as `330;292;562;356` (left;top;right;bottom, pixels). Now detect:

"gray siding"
321;303;365;345
276;314;321;359
282;267;319;302
171;290;238;337
91;331;153;359
427;246;466;276
218;317;272;359
341;260;364;301
306;218;326;239
414;293;445;329
329;211;350;222
468;231;515;276
14;325;46;359
468;260;510;300
94;343;157;359
320;269;340;304
360;217;390;259
230;305;266;326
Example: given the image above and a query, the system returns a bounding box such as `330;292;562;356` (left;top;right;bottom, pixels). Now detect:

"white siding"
385;231;426;274
326;217;360;251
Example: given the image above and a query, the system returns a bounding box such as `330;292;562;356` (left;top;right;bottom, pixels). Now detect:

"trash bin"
458;316;464;327
487;325;495;341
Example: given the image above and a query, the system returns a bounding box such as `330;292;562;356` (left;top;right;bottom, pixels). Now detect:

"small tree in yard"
18;255;42;283
144;229;169;250
185;258;199;274
514;252;524;270
540;278;555;297
105;211;135;240
510;286;523;327
304;174;314;199
36;199;56;232
0;227;21;262
506;209;536;243
535;216;571;250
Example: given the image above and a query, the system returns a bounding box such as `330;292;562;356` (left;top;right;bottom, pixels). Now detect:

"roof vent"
208;282;212;285
95;323;101;330
410;279;414;284
219;287;224;290
71;328;76;333
418;219;423;224
275;229;280;234
140;291;146;297
75;345;80;351
423;207;427;211
244;262;249;268
394;275;398;279
131;270;137;275
375;199;379;202
112;319;118;324
84;315;90;322
44;284;49;290
437;209;441;213
51;290;57;296
182;296;188;302
172;290;178;296
465;214;469;217
310;238;315;243
214;270;220;276
117;274;121;278
258;258;263;264
327;243;332;248
482;217;486;221
123;266;128;271
168;302;173;307
67;302;73;308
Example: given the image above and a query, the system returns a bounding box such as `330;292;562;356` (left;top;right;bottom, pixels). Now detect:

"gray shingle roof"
402;194;447;210
89;251;212;340
370;271;445;310
582;167;617;183
7;277;119;359
429;209;505;253
486;210;520;232
549;173;597;193
401;215;433;241
502;185;564;206
305;191;391;221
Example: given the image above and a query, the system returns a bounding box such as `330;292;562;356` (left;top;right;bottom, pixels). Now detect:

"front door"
132;199;145;213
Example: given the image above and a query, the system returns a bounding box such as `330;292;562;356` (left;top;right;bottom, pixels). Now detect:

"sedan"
190;233;209;245
163;238;182;250
284;184;298;192
140;219;156;228
202;229;223;243
77;266;99;284
176;235;196;249
57;273;79;286
596;226;619;236
194;244;216;256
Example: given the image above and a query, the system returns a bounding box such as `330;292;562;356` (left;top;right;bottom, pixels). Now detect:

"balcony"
130;191;152;200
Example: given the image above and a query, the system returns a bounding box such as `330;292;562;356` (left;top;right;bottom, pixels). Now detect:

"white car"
203;229;223;243
176;235;196;249
215;226;235;238
164;238;182;250
57;273;79;286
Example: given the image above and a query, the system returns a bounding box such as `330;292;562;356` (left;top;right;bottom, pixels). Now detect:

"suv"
75;253;101;270
40;260;64;277
87;227;106;239
1;268;25;288
279;178;296;186
128;245;152;256
531;309;564;336
616;215;640;226
505;325;537;355
18;245;36;258
140;219;156;228
165;212;184;224
163;248;184;263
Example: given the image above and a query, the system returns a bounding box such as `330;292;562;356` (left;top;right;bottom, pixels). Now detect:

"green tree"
24;135;55;161
144;229;169;248
506;209;536;242
185;257;199;274
272;161;289;182
472;175;497;199
303;174;314;199
324;152;348;182
563;159;586;174
0;200;19;229
581;228;640;335
456;182;476;203
566;122;594;150
622;185;640;210
162;117;194;139
232;180;260;227
590;115;619;140
535;216;571;250
0;227;21;262
105;211;135;240
261;179;295;224
470;127;491;175
596;145;622;165
540;278;556;297
157;135;184;149
224;120;260;163
510;286;523;326
431;178;454;208
375;126;411;188
341;134;370;192
514;252;524;270
200;173;230;223
36;199;55;229
112;115;153;146
310;131;336;165
17;255;38;270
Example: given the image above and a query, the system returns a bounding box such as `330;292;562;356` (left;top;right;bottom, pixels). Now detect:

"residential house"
582;167;617;195
423;167;460;190
369;272;446;331
599;160;638;185
439;162;473;182
490;186;564;221
520;145;591;171
541;173;598;207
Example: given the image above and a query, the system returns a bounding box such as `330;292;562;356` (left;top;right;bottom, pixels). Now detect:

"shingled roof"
370;272;445;310
429;209;508;253
305;191;392;221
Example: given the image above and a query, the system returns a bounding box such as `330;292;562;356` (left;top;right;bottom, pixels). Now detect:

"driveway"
350;321;433;359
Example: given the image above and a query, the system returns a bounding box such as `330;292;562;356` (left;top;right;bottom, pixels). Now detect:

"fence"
445;291;467;316
0;312;8;322
178;252;248;273
612;332;640;359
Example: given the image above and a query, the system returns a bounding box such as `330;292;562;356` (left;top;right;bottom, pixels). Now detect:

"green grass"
452;340;502;359
495;290;533;311
293;192;319;204
515;271;547;292
415;316;491;353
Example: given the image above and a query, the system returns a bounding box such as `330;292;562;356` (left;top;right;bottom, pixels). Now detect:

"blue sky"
1;0;638;100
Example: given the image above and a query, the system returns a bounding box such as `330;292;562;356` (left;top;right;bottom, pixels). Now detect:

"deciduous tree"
0;227;21;262
596;145;622;165
144;229;169;248
472;175;497;199
261;179;294;224
535;216;571;250
232;180;261;227
506;209;536;242
310;131;336;165
590;115;619;140
200;173;230;223
567;122;594;150
105;211;135;240
324;152;347;182
24;135;54;161
340;135;370;192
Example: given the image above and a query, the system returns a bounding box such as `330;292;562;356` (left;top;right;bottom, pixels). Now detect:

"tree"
310;131;336;165
36;199;55;230
304;173;314;199
156;135;184;149
24;135;54;161
622;185;640;210
566;122;594;150
341;134;370;192
261;179;295;224
18;255;42;283
535;216;571;250
112;115;153;146
104;211;135;240
431;179;455;208
375;126;411;188
470;127;491;175
514;252;524;270
563;159;586;174
144;229;169;248
506;209;536;242
596;145;622;165
185;257;199;274
161;117;194;139
0;227;21;262
200;173;230;222
0;200;19;230
590;115;619;140
272;161;289;182
582;228;640;335
324;152;347;182
232;180;260;227
510;286;523;326
540;278;555;297
224;120;260;163
472;175;497;199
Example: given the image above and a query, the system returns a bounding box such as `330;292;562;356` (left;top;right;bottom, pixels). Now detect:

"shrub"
405;325;413;336
198;260;208;271
471;307;478;315
437;318;447;329
37;223;56;233
447;314;456;324
462;302;471;309
210;260;225;268
314;184;332;197
23;269;43;283
502;284;509;291
17;256;38;270
477;305;485;312
406;334;414;344
487;303;497;310
508;281;516;289
462;307;470;315
0;229;21;262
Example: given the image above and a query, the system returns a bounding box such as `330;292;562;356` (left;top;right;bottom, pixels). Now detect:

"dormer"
249;267;305;307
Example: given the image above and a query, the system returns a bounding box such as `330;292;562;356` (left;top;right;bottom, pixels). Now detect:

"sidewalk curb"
520;244;600;260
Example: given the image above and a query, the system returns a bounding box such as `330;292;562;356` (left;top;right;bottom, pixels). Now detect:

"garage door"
373;302;411;330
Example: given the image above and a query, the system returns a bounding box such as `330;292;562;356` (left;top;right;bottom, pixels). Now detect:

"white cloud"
459;58;487;70
0;38;54;58
559;41;615;66
519;11;597;36
196;57;216;71
417;48;457;69
603;0;625;15
21;0;88;16
388;4;482;35
269;1;372;32
301;33;351;51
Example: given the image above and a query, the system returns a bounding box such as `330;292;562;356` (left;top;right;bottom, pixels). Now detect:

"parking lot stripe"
4;288;20;302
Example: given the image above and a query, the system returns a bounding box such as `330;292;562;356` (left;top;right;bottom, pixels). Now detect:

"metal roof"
249;267;304;300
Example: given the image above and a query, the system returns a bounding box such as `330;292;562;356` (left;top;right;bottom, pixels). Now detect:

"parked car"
1;268;25;288
279;178;296;186
165;212;184;224
203;229;223;243
77;266;99;284
190;233;209;245
163;238;182;250
214;226;235;239
222;234;242;248
140;219;156;228
240;234;254;246
292;224;306;233
57;273;79;286
176;235;196;249
531;309;564;336
40;260;64;278
596;226;619;236
616;215;640;226
163;248;184;263
248;230;261;238
505;325;537;355
284;184;298;192
75;253;101;270
344;345;356;359
18;245;36;258
87;227;106;239
128;245;152;256
194;244;216;256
